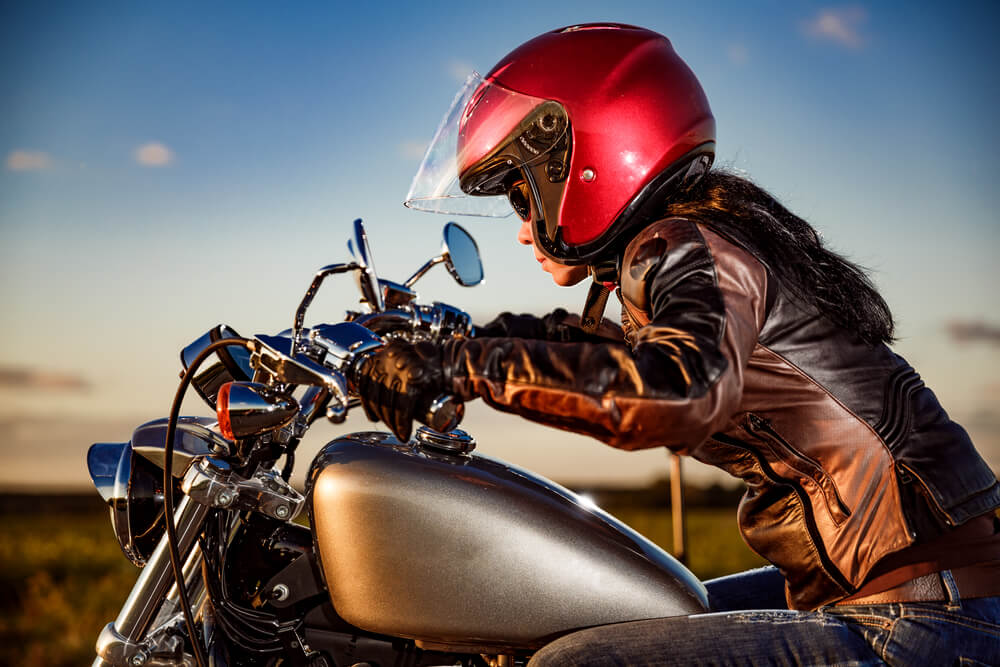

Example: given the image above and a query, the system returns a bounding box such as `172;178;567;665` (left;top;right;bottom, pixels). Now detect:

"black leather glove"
354;340;447;442
474;308;622;343
473;311;549;339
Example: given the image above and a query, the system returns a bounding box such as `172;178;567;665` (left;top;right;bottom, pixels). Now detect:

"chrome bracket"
95;618;194;667
309;322;385;372
182;459;304;521
96;623;144;666
277;623;321;660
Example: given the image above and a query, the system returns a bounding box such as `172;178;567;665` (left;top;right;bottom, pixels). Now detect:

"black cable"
164;337;254;667
280;450;295;481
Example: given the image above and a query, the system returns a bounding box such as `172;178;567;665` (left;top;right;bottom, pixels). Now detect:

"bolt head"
275;505;290;519
581;168;596;182
272;583;290;601
130;654;146;666
217;490;235;507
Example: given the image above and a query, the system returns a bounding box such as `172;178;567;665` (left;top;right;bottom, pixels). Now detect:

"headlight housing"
87;441;166;567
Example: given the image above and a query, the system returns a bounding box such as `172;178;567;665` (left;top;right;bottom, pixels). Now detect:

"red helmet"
406;24;715;265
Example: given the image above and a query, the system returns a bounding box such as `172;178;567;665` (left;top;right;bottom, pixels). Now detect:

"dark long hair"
661;170;894;345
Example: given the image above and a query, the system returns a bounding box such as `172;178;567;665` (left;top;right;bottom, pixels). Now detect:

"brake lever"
251;334;351;422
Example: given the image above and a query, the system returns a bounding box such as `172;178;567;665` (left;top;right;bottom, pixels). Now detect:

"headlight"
87;441;166;567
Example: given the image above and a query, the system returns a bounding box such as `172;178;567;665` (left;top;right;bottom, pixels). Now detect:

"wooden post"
670;452;687;565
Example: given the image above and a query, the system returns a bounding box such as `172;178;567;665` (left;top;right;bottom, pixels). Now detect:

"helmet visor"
405;72;567;218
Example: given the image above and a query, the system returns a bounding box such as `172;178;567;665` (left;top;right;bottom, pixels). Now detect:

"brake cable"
164;337;254;667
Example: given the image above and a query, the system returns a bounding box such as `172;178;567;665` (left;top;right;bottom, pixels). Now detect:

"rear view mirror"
441;222;483;287
351;218;385;311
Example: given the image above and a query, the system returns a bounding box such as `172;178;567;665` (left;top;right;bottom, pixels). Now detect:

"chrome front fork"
93;495;210;667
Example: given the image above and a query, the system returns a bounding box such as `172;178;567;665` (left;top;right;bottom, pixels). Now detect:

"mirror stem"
292;262;359;353
403;255;446;289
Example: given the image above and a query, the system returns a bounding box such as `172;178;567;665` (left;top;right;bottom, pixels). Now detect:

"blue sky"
1;2;998;489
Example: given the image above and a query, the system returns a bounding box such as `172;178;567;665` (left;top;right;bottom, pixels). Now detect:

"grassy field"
0;497;138;666
612;507;766;580
0;495;762;666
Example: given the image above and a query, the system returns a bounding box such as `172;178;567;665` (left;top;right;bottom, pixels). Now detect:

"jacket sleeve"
473;308;625;343
444;219;769;453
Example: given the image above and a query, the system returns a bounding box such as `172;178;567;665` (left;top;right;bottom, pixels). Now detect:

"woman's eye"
508;183;531;221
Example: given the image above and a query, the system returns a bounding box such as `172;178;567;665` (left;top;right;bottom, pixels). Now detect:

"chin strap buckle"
580;279;611;334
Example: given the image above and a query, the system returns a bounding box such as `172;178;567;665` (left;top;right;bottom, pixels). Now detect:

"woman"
358;24;1000;665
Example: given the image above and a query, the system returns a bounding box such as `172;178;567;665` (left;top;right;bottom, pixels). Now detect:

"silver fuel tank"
308;429;708;653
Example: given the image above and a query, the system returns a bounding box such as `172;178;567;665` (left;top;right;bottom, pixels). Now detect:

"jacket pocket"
742;413;852;526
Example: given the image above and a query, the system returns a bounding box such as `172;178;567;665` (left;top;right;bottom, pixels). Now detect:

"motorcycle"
87;219;708;667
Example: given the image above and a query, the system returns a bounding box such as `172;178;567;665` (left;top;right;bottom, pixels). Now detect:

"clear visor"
405;72;567;217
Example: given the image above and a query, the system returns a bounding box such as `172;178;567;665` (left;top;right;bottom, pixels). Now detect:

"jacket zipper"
712;432;854;596
896;461;954;528
742;413;852;523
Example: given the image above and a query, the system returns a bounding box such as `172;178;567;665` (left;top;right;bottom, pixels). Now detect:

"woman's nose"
517;219;532;246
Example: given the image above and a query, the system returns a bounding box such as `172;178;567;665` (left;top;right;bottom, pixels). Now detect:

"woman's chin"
548;266;589;287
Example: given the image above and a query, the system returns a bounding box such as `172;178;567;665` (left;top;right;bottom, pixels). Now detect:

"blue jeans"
527;567;1000;666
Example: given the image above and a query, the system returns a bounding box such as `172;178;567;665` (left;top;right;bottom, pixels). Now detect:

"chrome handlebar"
253;301;471;433
273;218;478;436
351;302;472;341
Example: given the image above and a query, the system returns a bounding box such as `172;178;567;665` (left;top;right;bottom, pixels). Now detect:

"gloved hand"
474;308;623;343
354;340;447;442
473;311;549;339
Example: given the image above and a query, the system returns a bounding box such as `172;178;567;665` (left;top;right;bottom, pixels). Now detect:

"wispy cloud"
447;60;476;83
398;139;428;161
0;367;89;392
5;149;52;171
134;141;174;167
802;6;867;49
947;320;1000;345
728;43;749;66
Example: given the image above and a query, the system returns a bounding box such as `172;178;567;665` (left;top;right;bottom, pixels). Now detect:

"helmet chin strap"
580;280;610;334
580;259;617;334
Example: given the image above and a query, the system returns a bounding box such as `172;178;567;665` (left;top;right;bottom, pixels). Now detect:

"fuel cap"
414;426;476;455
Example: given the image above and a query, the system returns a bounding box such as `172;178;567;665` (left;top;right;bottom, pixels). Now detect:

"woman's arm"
444;219;769;454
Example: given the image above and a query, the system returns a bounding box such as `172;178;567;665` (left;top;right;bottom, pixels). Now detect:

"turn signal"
216;382;299;440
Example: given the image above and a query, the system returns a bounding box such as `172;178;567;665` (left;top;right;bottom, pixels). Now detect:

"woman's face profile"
516;218;589;287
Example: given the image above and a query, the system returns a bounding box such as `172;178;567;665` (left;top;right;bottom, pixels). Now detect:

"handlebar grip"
423;394;464;433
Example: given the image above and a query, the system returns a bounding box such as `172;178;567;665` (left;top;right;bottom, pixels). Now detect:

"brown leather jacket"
444;217;1000;610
